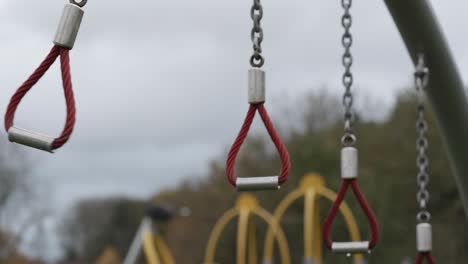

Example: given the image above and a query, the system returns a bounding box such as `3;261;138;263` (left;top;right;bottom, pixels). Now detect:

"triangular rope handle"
416;253;435;264
4;45;76;152
226;103;291;191
323;179;379;253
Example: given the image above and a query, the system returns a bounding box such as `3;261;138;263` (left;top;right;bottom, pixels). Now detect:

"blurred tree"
59;89;468;263
0;142;48;262
60;198;145;263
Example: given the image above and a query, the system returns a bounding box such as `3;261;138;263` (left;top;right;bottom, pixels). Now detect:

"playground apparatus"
203;174;369;264
4;0;468;262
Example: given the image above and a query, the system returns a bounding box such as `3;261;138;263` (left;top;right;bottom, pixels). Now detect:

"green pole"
384;0;468;221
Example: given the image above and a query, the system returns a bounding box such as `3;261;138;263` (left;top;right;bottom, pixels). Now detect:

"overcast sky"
1;0;468;260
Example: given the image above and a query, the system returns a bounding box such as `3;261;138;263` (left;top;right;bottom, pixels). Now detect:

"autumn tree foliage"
62;91;468;263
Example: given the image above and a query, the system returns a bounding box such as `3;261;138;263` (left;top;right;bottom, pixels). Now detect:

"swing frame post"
384;0;468;221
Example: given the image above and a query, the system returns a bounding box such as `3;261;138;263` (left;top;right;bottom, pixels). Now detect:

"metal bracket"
248;68;265;104
54;3;85;49
417;223;432;252
341;147;358;179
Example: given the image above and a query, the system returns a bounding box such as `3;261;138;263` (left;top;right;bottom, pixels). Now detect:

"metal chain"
341;0;356;146
70;0;88;8
250;0;264;68
414;54;431;223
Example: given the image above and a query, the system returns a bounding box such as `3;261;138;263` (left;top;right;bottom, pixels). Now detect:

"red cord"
323;179;379;250
4;45;76;150
416;252;435;264
226;103;291;187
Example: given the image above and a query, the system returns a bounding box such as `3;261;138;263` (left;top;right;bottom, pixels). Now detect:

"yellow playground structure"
204;174;366;264
204;194;291;264
98;174;367;264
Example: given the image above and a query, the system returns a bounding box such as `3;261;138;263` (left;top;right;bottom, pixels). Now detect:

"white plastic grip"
248;68;266;104
341;147;358;179
8;127;55;153
54;3;85;49
236;176;279;191
331;241;370;253
417;223;432;252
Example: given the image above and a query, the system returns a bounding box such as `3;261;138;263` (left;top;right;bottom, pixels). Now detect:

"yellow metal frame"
204;194;291;264
142;230;176;264
263;174;364;264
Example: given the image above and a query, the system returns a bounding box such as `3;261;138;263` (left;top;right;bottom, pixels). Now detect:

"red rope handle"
4;45;76;150
416;253;435;264
226;103;291;187
323;179;379;250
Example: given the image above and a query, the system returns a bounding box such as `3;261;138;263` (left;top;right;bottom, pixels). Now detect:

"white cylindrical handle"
341;147;358;179
8;127;55;153
248;69;266;104
417;223;432;252
53;3;84;49
331;241;370;253
236;176;279;191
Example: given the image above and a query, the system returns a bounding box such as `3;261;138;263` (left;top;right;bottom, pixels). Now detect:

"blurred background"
0;0;467;263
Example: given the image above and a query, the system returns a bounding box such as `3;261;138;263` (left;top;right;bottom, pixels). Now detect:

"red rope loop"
416;252;435;264
4;45;76;150
323;179;379;250
226;103;291;187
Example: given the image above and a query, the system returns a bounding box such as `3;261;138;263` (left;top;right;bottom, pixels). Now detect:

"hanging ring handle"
5;46;76;153
226;69;291;191
323;147;379;253
4;3;84;152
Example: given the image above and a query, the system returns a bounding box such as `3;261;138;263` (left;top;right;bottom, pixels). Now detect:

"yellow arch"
141;228;176;264
204;208;238;262
237;208;250;263
263;174;364;263
204;194;291;264
143;231;161;264
154;235;176;264
247;216;258;264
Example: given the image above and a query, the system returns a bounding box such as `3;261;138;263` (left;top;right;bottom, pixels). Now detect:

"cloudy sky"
0;0;468;259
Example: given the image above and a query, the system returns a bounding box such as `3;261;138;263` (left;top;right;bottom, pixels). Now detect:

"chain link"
340;0;356;146
414;54;431;223
250;0;264;67
70;0;88;7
